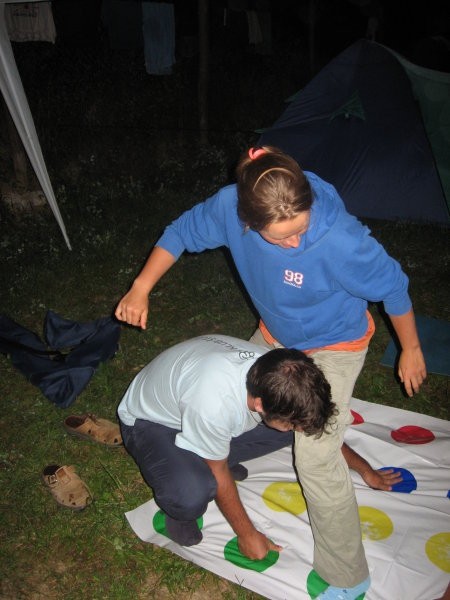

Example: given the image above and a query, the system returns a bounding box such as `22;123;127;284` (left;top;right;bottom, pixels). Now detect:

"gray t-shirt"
117;334;265;459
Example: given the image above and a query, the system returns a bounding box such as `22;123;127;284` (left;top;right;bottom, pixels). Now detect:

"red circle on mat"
391;425;435;444
351;410;364;425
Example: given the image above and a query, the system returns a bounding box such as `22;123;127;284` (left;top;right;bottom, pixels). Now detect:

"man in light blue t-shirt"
118;334;400;561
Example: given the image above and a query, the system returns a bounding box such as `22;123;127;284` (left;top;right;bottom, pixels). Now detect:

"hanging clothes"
142;2;175;75
5;1;56;44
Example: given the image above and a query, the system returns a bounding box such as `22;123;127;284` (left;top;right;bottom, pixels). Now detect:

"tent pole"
0;3;72;249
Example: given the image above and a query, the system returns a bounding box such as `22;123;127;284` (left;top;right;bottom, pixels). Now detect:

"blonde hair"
236;146;312;231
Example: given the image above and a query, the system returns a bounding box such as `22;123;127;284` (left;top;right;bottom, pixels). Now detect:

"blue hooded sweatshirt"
157;172;411;350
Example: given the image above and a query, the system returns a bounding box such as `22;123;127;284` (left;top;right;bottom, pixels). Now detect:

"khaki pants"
249;329;369;587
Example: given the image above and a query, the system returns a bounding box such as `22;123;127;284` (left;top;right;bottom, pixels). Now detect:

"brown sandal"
63;413;122;447
42;464;93;510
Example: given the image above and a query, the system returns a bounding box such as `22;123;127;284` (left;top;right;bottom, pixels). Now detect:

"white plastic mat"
125;398;450;600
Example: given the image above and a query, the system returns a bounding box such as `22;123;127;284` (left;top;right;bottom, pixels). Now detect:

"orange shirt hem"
259;311;375;354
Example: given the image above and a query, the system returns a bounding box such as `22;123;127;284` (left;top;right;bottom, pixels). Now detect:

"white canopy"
0;0;71;249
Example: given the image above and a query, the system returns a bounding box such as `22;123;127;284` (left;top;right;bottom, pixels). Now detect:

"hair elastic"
248;147;266;160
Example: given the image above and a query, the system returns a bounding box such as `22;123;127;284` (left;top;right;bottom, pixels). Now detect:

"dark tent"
259;40;450;224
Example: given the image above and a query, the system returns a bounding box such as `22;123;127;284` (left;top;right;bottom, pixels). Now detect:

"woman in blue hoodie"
115;146;426;600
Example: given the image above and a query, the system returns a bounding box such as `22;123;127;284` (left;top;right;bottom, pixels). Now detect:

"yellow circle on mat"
425;532;450;572
359;506;393;541
262;481;307;514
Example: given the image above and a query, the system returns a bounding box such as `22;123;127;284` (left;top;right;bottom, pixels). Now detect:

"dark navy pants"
120;419;293;521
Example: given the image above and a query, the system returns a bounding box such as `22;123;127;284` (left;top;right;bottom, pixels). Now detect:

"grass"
1;26;449;600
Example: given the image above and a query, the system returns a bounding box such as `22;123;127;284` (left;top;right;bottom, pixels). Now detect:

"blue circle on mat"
380;467;417;493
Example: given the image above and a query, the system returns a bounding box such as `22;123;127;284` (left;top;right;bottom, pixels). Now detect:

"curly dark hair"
246;348;336;437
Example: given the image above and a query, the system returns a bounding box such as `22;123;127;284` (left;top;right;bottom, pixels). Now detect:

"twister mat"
125;398;450;600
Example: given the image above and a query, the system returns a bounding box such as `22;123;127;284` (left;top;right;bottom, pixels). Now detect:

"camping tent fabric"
0;0;71;249
385;46;450;215
125;397;450;600
258;39;450;224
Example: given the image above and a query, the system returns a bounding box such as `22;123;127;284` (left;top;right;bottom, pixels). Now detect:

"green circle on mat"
306;570;366;599
223;536;279;572
152;510;203;538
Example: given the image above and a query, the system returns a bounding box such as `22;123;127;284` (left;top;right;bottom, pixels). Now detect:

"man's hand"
238;530;282;561
341;443;402;491
360;467;403;491
205;457;281;560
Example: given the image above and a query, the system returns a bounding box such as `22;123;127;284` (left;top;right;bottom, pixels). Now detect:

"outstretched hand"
361;467;403;491
398;347;427;397
115;285;149;329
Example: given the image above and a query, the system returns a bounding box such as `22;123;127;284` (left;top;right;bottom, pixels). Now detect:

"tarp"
259;39;450;224
125;397;450;600
0;0;71;249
